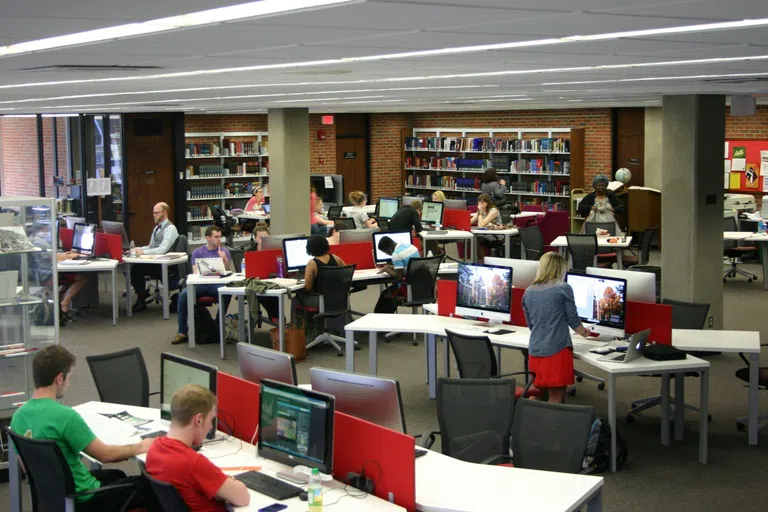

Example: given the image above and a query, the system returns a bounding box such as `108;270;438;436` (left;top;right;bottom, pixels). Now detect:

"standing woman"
577;174;624;232
480;169;508;207
522;252;590;404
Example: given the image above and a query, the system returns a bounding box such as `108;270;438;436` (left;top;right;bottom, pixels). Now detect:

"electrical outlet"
708;316;714;328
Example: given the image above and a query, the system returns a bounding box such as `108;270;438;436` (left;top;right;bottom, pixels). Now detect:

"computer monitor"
456;263;512;324
443;199;468;211
484;257;538;289
421;200;444;226
586;266;655;304
339;228;379;244
262;204;271;215
71;223;96;255
282;236;311;273
237;343;296;386
565;273;627;337
258;379;335;474
309;368;406;434
261;233;305;252
377;198;400;219
160;353;218;438
65;216;86;230
372;231;412;264
101;220;130;250
402;195;424;207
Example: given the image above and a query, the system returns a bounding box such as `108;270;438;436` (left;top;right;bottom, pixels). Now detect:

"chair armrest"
494;370;536;398
413;431;439;449
479;454;514;466
70;482;136;499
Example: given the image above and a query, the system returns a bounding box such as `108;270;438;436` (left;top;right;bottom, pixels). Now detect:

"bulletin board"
725;139;768;193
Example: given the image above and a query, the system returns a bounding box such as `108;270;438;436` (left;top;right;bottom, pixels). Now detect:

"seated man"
171;225;233;345
130;202;179;313
374;235;420;314
145;384;250;511
10;345;156;510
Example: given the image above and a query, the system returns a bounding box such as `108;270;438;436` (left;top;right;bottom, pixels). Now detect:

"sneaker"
131;299;147;313
171;333;188;345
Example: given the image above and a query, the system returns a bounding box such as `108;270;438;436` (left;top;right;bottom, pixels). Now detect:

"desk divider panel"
244;249;282;279
94;232;122;261
411;236;422;253
217;372;260;441
443;209;471;231
511;287;527;327
59;227;74;250
626;300;672;345
330;242;375;269
436;279;457;317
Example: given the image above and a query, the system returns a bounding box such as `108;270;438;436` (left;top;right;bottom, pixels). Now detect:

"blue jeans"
178;284;231;335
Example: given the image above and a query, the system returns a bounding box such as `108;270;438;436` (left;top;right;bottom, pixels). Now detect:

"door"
124;115;176;245
336;137;367;198
614;108;645;186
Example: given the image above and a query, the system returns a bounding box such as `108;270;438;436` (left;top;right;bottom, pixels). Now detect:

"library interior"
1;0;768;511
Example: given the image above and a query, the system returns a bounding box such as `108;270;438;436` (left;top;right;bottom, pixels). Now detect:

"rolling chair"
518;225;544;261
735;344;768;434
385;255;444;346
623;227;657;267
299;264;357;356
724;216;758;282
86;347;158;407
584;221;618;266
145;235;189;308
566;234;598;272
139;461;190;511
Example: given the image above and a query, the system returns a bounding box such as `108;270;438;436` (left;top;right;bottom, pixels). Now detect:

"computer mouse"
299;491;308;502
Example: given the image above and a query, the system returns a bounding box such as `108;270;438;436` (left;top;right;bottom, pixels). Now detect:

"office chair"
86;347;158;407
511;399;595;473
724;216;758;282
385;255;444;346
623;227;657;267
626;299;710;423
566;234;598;272
518;225;544;261
327;205;344;219
444;329;538;399
145;235;189;308
735;344;768;434
211;205;237;247
301;264;357;356
138;461;191;512
4;427;138;512
584;221;618;265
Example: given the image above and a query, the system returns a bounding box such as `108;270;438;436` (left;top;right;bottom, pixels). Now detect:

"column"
268;108;310;235
661;95;725;328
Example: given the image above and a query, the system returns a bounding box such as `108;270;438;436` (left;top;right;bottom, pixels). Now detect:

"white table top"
550;235;633;248
511;211;546;218
419;229;474;240
237;211;270;220
416;450;602;512
58;258;119;271
186;272;247;286
724;231;753;241
672;329;761;353
743;232;768;243
74;401;404;512
123;254;188;264
471;227;519;235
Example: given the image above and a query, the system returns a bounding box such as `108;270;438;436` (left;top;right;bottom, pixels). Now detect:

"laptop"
597;329;651;363
196;258;227;276
262;204;271;214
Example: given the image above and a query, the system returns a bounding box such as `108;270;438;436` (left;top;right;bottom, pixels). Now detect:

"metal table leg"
125;261;132;317
661;374;671;446
345;330;356;372
674;373;684;441
749;352;759;445
187;281;196;348
428;333;437;399
700;368;709;464
111;267;118;325
218;288;226;359
608;374;617;472
161;263;170;320
369;330;378;374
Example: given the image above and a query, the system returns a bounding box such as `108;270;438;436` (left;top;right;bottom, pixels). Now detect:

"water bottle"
241;257;247;276
276;256;284;278
760;220;767;234
129;240;136;257
308;468;323;511
620;230;626;243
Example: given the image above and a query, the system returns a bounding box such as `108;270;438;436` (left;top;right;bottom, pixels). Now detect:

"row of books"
511;159;571;174
509;180;569;195
185;162;270;178
405;156;487;170
185;140;268;158
405;137;571;153
188;185;226;199
520;200;569;212
405;175;481;190
188;206;211;220
187;164;226;178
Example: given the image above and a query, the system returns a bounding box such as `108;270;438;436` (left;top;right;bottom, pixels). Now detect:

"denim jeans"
178;283;231;334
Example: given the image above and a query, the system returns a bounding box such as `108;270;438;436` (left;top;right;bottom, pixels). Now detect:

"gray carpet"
3;253;768;511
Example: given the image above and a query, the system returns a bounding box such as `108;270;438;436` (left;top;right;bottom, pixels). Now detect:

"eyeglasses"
152;211;162;215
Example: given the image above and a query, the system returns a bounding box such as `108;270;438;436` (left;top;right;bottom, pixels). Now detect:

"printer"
724;193;756;212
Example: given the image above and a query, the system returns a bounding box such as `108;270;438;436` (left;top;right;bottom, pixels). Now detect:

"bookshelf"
402;127;585;215
183;131;268;247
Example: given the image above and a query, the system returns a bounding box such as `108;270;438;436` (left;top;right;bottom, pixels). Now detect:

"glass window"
0;116;40;196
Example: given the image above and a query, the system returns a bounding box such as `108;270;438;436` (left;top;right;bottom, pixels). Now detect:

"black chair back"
661;298;710;329
566;234;598;272
436;378;516;464
724;217;739;251
376;218;391;231
584;221;616;235
636;227;657;265
86;347;151;407
229;249;245;273
318;264;356;316
445;329;498;378
169;235;190;283
518;225;544;260
139;461;190;511
511;399;595;473
404;254;444;306
628;265;662;302
327;205;344;219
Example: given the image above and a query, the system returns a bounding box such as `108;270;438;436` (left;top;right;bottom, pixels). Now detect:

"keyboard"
140;430;167;440
234;470;303;500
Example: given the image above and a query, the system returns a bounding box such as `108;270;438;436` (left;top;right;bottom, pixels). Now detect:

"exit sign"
321;115;334;125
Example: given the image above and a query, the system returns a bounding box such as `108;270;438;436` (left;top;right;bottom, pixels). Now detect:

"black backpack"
583;417;628;473
194;304;220;344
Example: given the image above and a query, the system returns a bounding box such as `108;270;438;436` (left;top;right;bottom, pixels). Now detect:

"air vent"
287;68;352;76
19;65;163;72
705;77;768;85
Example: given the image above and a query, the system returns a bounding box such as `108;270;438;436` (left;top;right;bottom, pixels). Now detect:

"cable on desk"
323;484;369;507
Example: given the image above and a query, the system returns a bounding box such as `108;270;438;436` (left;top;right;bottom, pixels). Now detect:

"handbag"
271;314;307;361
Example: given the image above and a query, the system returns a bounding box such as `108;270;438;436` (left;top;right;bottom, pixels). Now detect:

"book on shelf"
405;136;571;153
186;164;224;178
187;205;210;220
186;143;219;158
222;139;258;156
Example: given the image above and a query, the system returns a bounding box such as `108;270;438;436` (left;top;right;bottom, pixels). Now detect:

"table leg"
471;237;476;263
161;263;170;320
661;374;670;446
238;296;246;343
428;333;437;400
520;238;526;260
586;487;603;512
607;374;617;472
278;294;285;353
345;330;356;372
749;352;759;445
674;373;684;441
444;337;450;378
125;261;132;317
218;289;226;359
495;346;502;373
9;437;21;512
187;281;196;348
369;330;378;375
699;368;709;464
761;243;768;291
616;248;624;270
111;268;117;326
504;233;511;259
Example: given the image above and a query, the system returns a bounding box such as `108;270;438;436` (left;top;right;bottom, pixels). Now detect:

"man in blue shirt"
374;235;420;314
171;225;233;345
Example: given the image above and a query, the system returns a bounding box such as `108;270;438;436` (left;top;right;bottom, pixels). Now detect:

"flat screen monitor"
65;216;85;230
258;379;335;474
72;223;96;255
565;273;627;337
372;231;412;264
262;233;305;252
421;200;444;226
456;263;512;323
309;368;405;434
262;204;271;214
101;220;130;250
484;257;538;289
237;343;296;386
586;266;656;304
443;199;468;211
160;353;217;438
339;228;379;244
377;198;400;219
282;236;311;273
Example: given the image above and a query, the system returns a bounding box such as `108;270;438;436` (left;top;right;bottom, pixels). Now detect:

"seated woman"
348;191;378;229
56;252;88;325
244;187;266;212
431;190;446;202
298;235;346;308
310;197;335;235
252;221;271;251
471;193;503;261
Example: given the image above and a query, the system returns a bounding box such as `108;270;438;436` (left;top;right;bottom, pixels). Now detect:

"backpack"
583;417;628;473
194;304;220;344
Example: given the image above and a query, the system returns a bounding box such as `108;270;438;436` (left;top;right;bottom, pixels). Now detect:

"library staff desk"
550;235;633;269
123;254;188;320
58;258;119;325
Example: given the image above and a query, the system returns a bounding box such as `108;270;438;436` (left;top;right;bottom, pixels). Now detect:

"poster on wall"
729;173;742;189
745;163;760;189
732;146;747;171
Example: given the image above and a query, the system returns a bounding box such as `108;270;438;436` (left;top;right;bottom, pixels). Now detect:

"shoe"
171;333;188;345
132;299;147;313
62;311;74;324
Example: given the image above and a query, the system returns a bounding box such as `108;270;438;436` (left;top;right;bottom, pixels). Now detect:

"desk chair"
518;225;544;261
211;205;238;248
566;234;598;272
385;255;444;346
623;227;657;268
301;263;357;356
724;216;758;282
511;399;595;473
444;329;538;399
145;235;189;309
584;221;618;265
327;205;344;219
139;461;190;511
376;217;391;231
4;427;138;512
626;299;710;423
86;347;158;407
736;344;768;434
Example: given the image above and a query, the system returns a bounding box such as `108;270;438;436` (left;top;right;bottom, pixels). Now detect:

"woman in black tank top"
299;235;346;308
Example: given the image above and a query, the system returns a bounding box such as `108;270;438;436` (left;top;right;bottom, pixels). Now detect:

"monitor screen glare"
72;223;95;254
455;263;512;323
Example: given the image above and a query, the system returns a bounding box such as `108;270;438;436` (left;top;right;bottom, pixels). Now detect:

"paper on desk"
79;412;139;444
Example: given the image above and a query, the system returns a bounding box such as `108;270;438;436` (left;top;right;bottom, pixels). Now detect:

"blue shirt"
522;281;582;357
190;245;232;270
390;243;419;269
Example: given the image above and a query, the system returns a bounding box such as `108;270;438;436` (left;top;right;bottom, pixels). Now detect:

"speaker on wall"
731;95;756;117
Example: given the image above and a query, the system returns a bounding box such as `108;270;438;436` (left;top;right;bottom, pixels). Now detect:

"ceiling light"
273;95;385;103
542;71;768;86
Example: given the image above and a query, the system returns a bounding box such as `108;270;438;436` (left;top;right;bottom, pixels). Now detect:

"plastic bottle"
241;257;246;276
620;230;627;243
276;256;284;278
308;468;323;511
129;240;136;257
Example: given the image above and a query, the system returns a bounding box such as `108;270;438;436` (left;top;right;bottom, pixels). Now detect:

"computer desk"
734;232;768;290
58;258;119;325
123;254;188;320
343;312;710;472
471;227;518;259
418;230;475;261
549;235;633;270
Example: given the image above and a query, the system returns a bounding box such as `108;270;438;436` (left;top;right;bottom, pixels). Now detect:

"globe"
615;168;632;184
